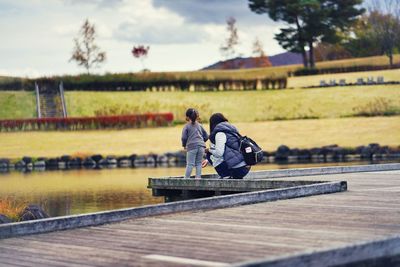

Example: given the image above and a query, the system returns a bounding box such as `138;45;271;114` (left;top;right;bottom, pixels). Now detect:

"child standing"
181;108;209;178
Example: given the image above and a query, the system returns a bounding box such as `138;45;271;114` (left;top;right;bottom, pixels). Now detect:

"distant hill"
269;52;303;66
202;52;303;70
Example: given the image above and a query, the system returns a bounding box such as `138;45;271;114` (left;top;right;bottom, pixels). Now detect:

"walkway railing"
59;81;68;118
34;82;41;118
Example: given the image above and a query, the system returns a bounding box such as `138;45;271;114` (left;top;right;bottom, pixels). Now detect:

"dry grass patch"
0;197;27;221
0;116;398;158
65;85;400;122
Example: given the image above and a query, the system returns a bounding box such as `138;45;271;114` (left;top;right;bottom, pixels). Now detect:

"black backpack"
228;133;263;165
238;135;264;165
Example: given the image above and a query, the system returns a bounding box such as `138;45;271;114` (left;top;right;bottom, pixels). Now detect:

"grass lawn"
64;85;400;122
0;91;36;119
1;84;399;121
0;116;399;158
288;69;400;88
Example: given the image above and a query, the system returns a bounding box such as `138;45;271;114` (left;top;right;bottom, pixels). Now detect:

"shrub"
294;68;320;76
0;198;27;221
93;102;211;124
293;63;400;76
0;113;174;132
352;98;400;117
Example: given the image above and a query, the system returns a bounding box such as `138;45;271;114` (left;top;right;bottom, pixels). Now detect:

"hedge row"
0;77;288;91
0;113;174;131
292;63;400;76
1;62;397;91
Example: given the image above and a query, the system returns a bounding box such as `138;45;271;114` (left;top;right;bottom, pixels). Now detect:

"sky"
0;0;284;78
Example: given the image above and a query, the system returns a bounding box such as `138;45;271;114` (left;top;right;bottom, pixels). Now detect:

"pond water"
0;161;392;217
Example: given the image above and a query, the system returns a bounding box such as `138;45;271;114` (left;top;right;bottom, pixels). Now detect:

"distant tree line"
248;0;400;68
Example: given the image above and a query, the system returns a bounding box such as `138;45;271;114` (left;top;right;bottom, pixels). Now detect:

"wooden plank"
0;181;346;239
0;241;135;266
233;235;400;267
0;170;398;266
0;247;94;267
150;163;400;180
148;179;324;192
142;254;229;267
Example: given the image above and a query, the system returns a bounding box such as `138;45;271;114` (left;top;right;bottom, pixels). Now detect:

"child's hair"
186;108;199;124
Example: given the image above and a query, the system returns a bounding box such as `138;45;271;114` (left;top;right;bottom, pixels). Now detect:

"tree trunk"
308;41;315;68
389;51;394;67
301;48;308;68
295;16;308;68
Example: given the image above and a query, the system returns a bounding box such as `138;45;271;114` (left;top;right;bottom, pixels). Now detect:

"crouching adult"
202;113;250;179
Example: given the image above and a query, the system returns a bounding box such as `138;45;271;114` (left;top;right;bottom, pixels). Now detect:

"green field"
1;56;400;158
1;84;399;121
0;116;399;158
66;85;400;122
0;91;36;119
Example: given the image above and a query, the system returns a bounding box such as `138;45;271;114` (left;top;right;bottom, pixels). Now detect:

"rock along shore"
0;143;399;173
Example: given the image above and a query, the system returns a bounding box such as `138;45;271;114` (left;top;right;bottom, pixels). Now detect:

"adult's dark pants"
206;152;249;179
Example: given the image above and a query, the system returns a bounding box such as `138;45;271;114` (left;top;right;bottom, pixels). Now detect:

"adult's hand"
201;159;208;168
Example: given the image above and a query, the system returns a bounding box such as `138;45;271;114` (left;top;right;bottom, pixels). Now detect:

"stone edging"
1;143;399;173
0;180;346;239
233;235;400;267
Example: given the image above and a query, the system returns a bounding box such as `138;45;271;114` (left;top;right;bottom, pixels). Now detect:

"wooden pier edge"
0;181;346;239
233;234;400;267
150;163;400;180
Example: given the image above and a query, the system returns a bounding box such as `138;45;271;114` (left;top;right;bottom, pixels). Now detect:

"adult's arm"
209;132;226;158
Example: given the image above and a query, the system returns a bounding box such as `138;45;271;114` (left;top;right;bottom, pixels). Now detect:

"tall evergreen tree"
249;0;364;67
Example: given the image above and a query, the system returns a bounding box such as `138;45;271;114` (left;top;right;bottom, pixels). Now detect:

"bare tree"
220;17;239;60
252;37;266;57
370;0;400;66
251;38;272;67
70;19;106;74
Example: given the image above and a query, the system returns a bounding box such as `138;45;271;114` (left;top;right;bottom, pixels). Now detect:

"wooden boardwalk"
0;170;399;266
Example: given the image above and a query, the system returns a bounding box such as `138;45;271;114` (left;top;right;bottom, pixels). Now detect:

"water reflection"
0;161;395;217
0;168;182;217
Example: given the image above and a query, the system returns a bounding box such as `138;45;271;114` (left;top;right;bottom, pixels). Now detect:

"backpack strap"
219;130;242;151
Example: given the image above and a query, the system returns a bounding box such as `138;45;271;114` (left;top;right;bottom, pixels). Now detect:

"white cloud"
0;0;285;77
0;68;44;79
113;0;209;44
62;0;123;8
114;22;208;44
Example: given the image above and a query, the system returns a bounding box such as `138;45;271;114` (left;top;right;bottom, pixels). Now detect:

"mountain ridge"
202;51;303;70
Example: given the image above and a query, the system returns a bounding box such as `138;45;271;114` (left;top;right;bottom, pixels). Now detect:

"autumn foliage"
0;198;26;221
132;45;150;58
0;113;174;131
